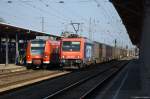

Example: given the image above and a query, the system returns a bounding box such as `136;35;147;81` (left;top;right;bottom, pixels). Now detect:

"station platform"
94;59;150;99
0;64;27;74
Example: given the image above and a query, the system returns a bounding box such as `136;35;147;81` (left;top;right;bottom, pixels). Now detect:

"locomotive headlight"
77;56;80;58
27;55;30;58
45;55;48;58
62;56;65;58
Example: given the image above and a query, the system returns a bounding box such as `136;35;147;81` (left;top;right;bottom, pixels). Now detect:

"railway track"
80;61;129;99
0;69;70;93
43;61;129;99
0;60;129;99
0;62;114;93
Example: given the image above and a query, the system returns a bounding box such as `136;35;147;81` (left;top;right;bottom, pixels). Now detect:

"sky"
0;0;134;48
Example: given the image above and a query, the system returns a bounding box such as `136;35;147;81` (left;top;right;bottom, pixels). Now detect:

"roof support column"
0;37;1;64
5;35;9;66
139;0;150;95
140;0;150;69
15;33;19;64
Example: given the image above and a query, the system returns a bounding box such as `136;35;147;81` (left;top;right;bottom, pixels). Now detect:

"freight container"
93;41;100;63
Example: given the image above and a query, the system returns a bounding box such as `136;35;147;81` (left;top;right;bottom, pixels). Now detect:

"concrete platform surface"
93;59;150;99
0;71;70;93
0;64;26;74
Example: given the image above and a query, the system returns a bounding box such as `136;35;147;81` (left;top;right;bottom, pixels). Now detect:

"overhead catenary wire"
1;0;69;24
38;0;90;23
93;1;119;29
19;0;89;33
19;0;76;32
39;0;89;34
64;4;88;22
101;1;126;45
0;10;63;32
38;0;74;21
103;2;128;43
0;0;131;48
19;0;70;22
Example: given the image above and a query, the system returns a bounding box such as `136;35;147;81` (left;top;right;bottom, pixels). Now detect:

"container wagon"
93;41;100;63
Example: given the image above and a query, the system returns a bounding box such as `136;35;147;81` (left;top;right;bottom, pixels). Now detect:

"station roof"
110;0;144;46
0;22;60;40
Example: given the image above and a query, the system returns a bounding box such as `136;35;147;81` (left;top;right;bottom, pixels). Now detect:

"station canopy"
110;0;143;46
0;22;60;40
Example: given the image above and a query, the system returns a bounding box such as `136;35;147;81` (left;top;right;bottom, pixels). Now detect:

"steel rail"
80;61;129;99
43;61;124;99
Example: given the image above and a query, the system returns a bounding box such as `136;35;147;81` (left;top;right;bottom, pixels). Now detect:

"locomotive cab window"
62;41;80;51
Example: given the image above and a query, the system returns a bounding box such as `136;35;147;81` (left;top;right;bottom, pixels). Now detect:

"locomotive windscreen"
62;41;80;51
31;40;45;55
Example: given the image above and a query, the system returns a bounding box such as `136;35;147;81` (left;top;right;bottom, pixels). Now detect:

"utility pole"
114;39;117;48
93;18;96;40
89;17;92;40
80;23;84;36
41;17;44;32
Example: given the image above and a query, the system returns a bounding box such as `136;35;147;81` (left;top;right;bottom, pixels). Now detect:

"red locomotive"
26;39;60;69
60;37;95;69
